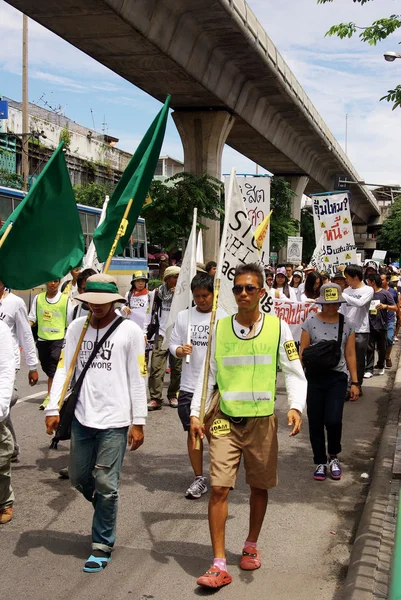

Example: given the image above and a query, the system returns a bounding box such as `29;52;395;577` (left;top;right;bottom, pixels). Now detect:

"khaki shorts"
206;410;278;490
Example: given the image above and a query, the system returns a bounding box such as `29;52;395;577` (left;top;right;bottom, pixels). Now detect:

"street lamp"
384;51;401;62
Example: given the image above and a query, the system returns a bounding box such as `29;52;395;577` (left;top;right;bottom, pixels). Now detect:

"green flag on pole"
93;95;171;263
0;142;84;290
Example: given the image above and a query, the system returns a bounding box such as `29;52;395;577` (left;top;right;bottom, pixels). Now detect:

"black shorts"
177;390;194;432
37;339;64;378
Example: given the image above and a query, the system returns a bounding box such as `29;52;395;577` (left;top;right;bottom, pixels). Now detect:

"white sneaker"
364;372;373;379
377;368;385;376
394;337;399;342
185;476;208;499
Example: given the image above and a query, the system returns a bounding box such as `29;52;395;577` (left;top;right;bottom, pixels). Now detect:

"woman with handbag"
300;283;359;481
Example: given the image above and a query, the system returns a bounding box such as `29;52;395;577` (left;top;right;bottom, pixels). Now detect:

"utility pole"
22;14;29;190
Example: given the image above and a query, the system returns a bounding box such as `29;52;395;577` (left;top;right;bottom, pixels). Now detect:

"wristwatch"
351;382;359;386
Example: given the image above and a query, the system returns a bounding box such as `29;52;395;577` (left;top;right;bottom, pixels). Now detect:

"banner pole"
54;198;135;415
185;208;197;365
0;223;13;249
103;198;134;273
195;277;220;450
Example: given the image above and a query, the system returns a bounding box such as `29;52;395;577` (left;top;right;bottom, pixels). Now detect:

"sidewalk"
343;343;401;600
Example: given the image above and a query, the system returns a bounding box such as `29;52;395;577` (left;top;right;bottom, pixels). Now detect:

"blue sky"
0;0;400;184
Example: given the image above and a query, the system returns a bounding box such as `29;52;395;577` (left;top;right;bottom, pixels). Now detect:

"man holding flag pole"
189;170;307;590
44;96;171;573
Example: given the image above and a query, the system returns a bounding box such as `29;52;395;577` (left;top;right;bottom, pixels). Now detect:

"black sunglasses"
232;285;261;295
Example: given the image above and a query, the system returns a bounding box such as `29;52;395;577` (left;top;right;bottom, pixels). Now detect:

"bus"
0;185;148;298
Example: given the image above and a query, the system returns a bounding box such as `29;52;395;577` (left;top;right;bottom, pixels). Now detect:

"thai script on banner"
260;295;319;345
224;176;271;266
311;192;357;275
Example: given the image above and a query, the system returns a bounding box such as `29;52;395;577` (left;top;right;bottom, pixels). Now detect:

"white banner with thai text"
260;295;319;347
224;175;271;266
312;192;357;275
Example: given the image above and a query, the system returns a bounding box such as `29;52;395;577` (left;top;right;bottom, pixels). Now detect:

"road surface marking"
16;390;47;404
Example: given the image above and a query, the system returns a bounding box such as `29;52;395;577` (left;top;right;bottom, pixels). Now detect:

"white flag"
84;196;110;272
162;208;197;350
218;169;262;316
196;230;204;264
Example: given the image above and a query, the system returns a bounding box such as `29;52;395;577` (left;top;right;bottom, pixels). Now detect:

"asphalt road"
2;347;397;600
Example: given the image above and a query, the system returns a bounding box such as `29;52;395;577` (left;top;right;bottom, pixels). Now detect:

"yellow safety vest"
215;315;281;418
36;292;68;341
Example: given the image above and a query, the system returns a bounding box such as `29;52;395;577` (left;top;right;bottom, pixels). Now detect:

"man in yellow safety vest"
190;262;307;590
29;279;69;408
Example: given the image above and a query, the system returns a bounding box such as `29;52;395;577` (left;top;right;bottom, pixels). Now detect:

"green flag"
0;142;84;289
93;96;171;262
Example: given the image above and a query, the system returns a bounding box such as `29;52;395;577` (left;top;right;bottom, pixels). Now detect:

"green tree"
300;207;315;263
0;169;23;189
144;172;223;253
269;178;299;251
318;0;401;109
377;195;401;256
73;181;116;208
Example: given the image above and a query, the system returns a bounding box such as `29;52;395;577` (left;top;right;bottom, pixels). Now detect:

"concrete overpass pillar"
172;110;235;262
286;175;309;229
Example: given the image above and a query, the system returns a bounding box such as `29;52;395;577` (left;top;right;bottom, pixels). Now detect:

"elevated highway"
6;0;380;256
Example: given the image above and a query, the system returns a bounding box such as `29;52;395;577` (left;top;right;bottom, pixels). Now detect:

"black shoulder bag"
147;288;161;340
50;316;123;449
302;313;344;374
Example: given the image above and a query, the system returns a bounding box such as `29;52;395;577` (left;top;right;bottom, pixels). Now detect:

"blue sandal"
83;554;111;573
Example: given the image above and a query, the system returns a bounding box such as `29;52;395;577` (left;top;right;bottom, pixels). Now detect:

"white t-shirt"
124;290;154;333
169;306;227;393
0;291;38;369
159;296;173;337
273;287;298;302
45;316;148;429
0;320;16;421
341;284;374;334
191;313;307;417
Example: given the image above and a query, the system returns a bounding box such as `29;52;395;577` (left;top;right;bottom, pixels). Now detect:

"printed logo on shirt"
138;353;148;377
80;339;115;371
190;323;210;347
284;340;299;361
0;312;6;321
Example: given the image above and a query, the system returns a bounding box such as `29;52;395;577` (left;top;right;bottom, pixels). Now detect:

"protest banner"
219;173;262;316
260;296;319;347
287;236;303;264
311;191;358;274
372;250;387;264
224;175;271;266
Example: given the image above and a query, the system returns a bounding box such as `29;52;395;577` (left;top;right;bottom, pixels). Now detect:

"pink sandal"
240;547;261;570
197;565;232;588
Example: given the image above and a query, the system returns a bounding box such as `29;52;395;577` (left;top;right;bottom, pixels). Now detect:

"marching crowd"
0;256;400;588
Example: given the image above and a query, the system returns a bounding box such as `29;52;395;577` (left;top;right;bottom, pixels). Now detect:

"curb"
343;352;401;599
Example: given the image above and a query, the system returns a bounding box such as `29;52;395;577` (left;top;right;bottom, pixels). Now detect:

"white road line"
16;390;47;404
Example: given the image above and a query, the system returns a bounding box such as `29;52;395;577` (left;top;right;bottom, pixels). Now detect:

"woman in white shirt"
272;266;298;301
123;271;154;333
290;270;303;301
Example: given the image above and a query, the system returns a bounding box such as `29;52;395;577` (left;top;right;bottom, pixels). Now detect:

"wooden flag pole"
55;198;134;411
195;276;220;450
103;198;134;273
0;223;13;249
194;168;235;450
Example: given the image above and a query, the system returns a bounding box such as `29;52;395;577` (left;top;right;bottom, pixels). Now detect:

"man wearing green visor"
45;274;147;573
